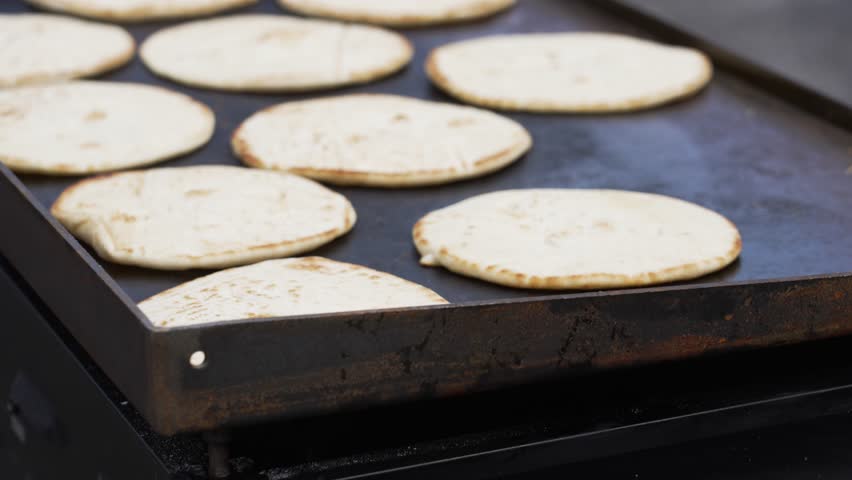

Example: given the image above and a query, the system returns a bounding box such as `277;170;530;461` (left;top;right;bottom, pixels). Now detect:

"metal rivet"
189;350;207;369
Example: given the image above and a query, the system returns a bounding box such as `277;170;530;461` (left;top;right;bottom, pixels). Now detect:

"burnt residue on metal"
150;274;852;434
1;0;852;435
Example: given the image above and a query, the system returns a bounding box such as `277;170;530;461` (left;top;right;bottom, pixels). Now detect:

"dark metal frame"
2;0;852;435
0;256;170;480
6;250;852;479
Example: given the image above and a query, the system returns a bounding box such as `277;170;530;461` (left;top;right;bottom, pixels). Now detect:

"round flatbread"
0;14;134;88
139;257;448;327
140;14;413;92
413;189;741;289
277;0;515;27
0;81;214;175
27;0;257;22
426;33;712;112
51;166;356;270
233;94;532;187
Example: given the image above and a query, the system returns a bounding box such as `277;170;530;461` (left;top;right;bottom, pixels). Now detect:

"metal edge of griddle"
4;239;852;479
0;165;161;429
147;272;852;434
594;0;852;129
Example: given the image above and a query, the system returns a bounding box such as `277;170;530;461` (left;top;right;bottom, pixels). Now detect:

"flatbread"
139;257;448;327
232;94;532;187
140;14;413;92
27;0;257;22
277;0;515;27
51;166;356;270
0;14;134;88
0;81;214;175
413;189;741;289
426;33;712;112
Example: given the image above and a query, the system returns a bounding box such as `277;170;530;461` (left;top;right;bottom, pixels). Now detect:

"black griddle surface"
8;0;852;304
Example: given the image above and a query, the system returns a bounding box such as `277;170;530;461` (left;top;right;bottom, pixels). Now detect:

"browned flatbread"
139;257;448;327
277;0;515;27
414;189;741;289
232;94;531;187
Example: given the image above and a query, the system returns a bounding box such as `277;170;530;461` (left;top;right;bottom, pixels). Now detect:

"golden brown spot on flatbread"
79;142;100;149
348;134;366;144
0;107;21;118
448;117;475;127
184;189;214;197
110;212;137;223
288;259;328;272
392;113;409;122
85;110;107;122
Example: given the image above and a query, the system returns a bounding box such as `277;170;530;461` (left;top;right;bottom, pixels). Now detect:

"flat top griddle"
1;0;851;435
14;0;852;303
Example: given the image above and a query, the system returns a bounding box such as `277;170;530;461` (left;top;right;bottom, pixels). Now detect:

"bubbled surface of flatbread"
427;33;712;112
139;257;448;327
0;14;134;88
51;166;356;270
233;94;532;187
414;189;741;289
278;0;515;27
0;81;214;175
140;14;412;92
27;0;256;22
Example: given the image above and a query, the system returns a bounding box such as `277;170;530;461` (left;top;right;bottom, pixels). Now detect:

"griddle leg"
204;429;231;479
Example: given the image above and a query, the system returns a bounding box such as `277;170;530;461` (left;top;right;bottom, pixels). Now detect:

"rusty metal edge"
149;273;852;434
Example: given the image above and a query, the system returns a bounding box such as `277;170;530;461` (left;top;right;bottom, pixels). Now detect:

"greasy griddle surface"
8;0;852;303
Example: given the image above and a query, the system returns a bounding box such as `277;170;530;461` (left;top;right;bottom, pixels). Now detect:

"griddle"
1;0;851;437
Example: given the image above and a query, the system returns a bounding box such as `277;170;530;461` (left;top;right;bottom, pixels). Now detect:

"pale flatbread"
0;14;134;88
414;189;741;289
233;94;532;187
51;166;356;270
140;14;413;92
426;33;712;112
139;257;448;327
0;81;214;175
27;0;257;22
278;0;515;27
